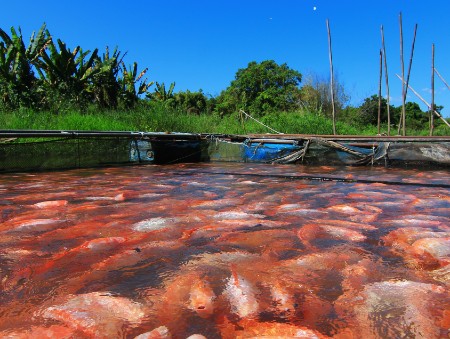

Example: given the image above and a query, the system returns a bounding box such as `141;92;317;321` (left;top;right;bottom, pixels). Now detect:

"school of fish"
0;162;449;338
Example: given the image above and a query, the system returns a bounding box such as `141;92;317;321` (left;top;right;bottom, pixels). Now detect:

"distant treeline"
0;24;447;133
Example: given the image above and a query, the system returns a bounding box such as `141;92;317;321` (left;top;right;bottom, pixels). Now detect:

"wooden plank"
0;130;203;140
242;134;450;142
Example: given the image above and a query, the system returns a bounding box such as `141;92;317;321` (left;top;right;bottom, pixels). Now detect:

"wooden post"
396;74;450;128
381;25;391;136
239;109;247;134
430;43;435;136
399;12;406;136
326;19;337;135
402;24;418;136
435;68;450;90
378;49;383;134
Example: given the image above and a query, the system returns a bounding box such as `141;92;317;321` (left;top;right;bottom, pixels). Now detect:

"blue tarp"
244;142;302;162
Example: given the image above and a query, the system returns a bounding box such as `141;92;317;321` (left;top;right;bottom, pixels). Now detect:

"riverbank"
1;104;448;136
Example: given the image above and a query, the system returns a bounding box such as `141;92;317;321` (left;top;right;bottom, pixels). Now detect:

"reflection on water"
0;163;449;338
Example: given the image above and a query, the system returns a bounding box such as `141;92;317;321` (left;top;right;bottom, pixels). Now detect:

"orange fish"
33;200;68;209
298;224;366;248
0;325;74;339
223;265;259;319
325;204;380;223
188;278;217;318
40;292;147;338
8;237;128;286
335;280;448;339
225;318;330;338
153;272;217;335
410;237;450;267
134;326;171;339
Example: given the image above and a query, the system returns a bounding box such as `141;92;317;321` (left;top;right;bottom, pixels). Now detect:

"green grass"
1;104;448;136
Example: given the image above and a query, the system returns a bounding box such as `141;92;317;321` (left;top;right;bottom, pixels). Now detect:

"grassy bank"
0;103;448;136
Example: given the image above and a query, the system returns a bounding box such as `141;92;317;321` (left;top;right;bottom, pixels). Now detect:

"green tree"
358;95;397;125
299;73;350;117
215;60;302;116
403;102;428;130
172;89;209;114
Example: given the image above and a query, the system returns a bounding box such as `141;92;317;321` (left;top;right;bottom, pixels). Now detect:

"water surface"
0;163;449;338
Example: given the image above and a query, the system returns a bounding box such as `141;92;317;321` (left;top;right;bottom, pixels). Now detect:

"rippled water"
0;163;449;338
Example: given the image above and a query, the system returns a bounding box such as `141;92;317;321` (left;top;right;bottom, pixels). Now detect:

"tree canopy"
215;60;302;116
299;73;350;117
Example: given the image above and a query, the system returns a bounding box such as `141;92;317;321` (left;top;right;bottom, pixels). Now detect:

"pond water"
0;163;449;338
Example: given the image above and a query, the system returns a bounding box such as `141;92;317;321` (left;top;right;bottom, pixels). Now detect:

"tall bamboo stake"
326;19;337;135
378;49;383;134
399;13;406;136
402;24;418;134
430;43;435;136
239;109;247;134
435;68;450;90
381;25;391;135
396;74;450;128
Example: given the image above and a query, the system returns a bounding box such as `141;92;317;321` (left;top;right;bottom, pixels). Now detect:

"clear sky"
1;1;449;117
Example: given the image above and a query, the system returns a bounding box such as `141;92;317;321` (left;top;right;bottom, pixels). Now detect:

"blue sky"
1;1;450;117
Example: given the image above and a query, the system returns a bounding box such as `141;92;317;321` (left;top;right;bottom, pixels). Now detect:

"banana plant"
35;35;102;107
37;38;95;85
0;41;16;106
0;25;46;77
119;61;153;108
0;41;15;82
90;46;124;109
0;23;50;108
148;81;176;102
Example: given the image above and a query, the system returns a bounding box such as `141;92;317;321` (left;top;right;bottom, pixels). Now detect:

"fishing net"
0;137;137;173
0;134;211;172
207;137;450;168
0;133;448;173
207;139;245;162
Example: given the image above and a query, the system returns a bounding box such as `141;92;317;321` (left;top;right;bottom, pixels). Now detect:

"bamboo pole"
239;110;282;134
435;68;450;90
401;24;418;135
378;49;383;134
326;19;337;135
395;74;450;128
430;44;435;136
399;12;406;136
381;25;391;135
239;109;247;134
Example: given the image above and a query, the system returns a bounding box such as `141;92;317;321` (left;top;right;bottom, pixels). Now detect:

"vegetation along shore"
1;24;448;136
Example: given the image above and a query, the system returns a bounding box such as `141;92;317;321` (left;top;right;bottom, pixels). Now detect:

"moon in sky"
313;6;317;11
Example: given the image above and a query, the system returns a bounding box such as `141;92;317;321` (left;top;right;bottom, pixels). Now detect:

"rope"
181;170;450;189
271;149;306;164
239;110;283;134
301;139;311;163
354;142;390;165
312;137;390;165
314;138;367;157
